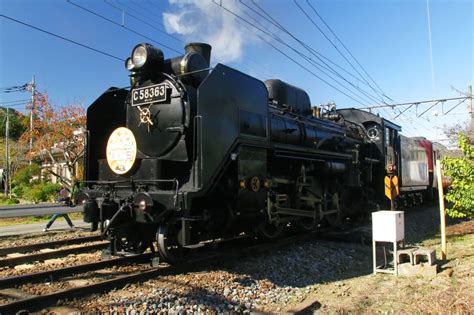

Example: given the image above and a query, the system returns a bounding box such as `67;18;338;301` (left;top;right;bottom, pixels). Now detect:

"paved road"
0;219;90;237
0;203;83;218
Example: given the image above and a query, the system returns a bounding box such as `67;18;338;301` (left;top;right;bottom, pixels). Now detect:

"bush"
23;182;61;203
12;164;41;186
442;133;474;218
11;184;26;198
0;195;20;205
41;182;62;197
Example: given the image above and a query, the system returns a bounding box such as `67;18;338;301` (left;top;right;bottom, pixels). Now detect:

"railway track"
0;232;323;313
0;243;108;268
0;223;373;313
0;235;102;256
0;253;153;290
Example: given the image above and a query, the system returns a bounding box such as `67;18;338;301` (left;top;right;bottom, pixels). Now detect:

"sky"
0;0;473;145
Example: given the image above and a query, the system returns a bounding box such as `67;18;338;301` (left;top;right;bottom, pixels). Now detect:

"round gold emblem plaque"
106;127;137;175
250;176;261;192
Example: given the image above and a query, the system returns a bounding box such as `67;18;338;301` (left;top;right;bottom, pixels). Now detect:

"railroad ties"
0;225;372;313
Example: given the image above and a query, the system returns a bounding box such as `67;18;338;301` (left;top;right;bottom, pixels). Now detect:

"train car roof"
337;108;402;131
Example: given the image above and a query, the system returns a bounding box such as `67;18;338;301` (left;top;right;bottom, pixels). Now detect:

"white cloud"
163;0;252;63
163;11;194;35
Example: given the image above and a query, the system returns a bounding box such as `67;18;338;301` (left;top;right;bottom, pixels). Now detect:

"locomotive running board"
273;206;317;218
274;147;353;161
273;206;338;219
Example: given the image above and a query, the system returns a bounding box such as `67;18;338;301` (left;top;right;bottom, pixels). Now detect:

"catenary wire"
305;0;390;99
303;0;434;134
291;1;404;126
300;1;423;133
67;0;181;55
293;0;385;101
105;0;184;45
0;14;124;62
244;2;385;94
245;1;427;135
0;100;30;106
223;3;369;105
215;1;374;106
241;0;387;105
297;0;414;125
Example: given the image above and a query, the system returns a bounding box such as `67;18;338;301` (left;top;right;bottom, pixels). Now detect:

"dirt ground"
293;216;474;314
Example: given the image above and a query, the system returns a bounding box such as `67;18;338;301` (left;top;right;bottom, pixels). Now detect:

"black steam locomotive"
77;42;403;262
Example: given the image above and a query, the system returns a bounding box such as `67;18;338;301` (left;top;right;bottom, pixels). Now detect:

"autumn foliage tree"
19;93;86;190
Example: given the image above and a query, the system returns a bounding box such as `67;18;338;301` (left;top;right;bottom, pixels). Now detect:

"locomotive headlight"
135;192;154;214
130;43;164;72
132;45;147;69
138;200;147;212
125;57;135;71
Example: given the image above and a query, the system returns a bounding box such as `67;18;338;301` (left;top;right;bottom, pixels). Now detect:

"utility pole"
4;107;9;196
27;75;36;165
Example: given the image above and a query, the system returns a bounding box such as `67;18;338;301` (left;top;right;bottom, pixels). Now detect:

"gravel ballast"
1;205;471;313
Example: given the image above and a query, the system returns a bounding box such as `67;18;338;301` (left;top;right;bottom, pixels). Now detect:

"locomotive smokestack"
184;43;212;67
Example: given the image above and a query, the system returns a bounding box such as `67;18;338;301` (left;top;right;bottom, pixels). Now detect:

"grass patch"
0;212;83;226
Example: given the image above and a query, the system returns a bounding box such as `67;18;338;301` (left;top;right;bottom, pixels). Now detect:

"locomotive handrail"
193;115;203;189
77;179;178;184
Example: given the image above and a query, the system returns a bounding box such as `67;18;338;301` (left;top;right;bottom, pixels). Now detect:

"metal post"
4;107;9;197
468;85;473;136
389;175;395;211
436;159;447;260
29;75;36;166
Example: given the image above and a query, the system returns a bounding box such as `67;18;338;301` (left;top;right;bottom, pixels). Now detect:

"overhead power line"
222;1;421;136
239;1;376;91
67;0;181;54
0;102;29;108
305;0;390;100
426;0;436;95
214;1;378;106
295;0;405;128
0;84;27;93
294;0;383;100
297;0;422;132
0;99;30;104
107;0;184;44
217;2;371;105
0;14;123;62
0;84;27;90
240;0;385;105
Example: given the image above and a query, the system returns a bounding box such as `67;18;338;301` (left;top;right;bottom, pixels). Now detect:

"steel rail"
0;232;322;313
0;235;102;256
0;243;108;267
0;253;153;289
0;225;374;313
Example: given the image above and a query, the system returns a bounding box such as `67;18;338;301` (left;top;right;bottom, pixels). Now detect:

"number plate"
131;84;169;106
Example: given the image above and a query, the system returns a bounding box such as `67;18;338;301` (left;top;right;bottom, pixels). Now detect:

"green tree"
442;133;474;218
0;107;28;140
12;163;41;185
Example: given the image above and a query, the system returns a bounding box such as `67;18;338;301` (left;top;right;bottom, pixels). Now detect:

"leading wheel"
297;218;317;231
256;220;285;239
156;223;187;264
113;237;149;256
